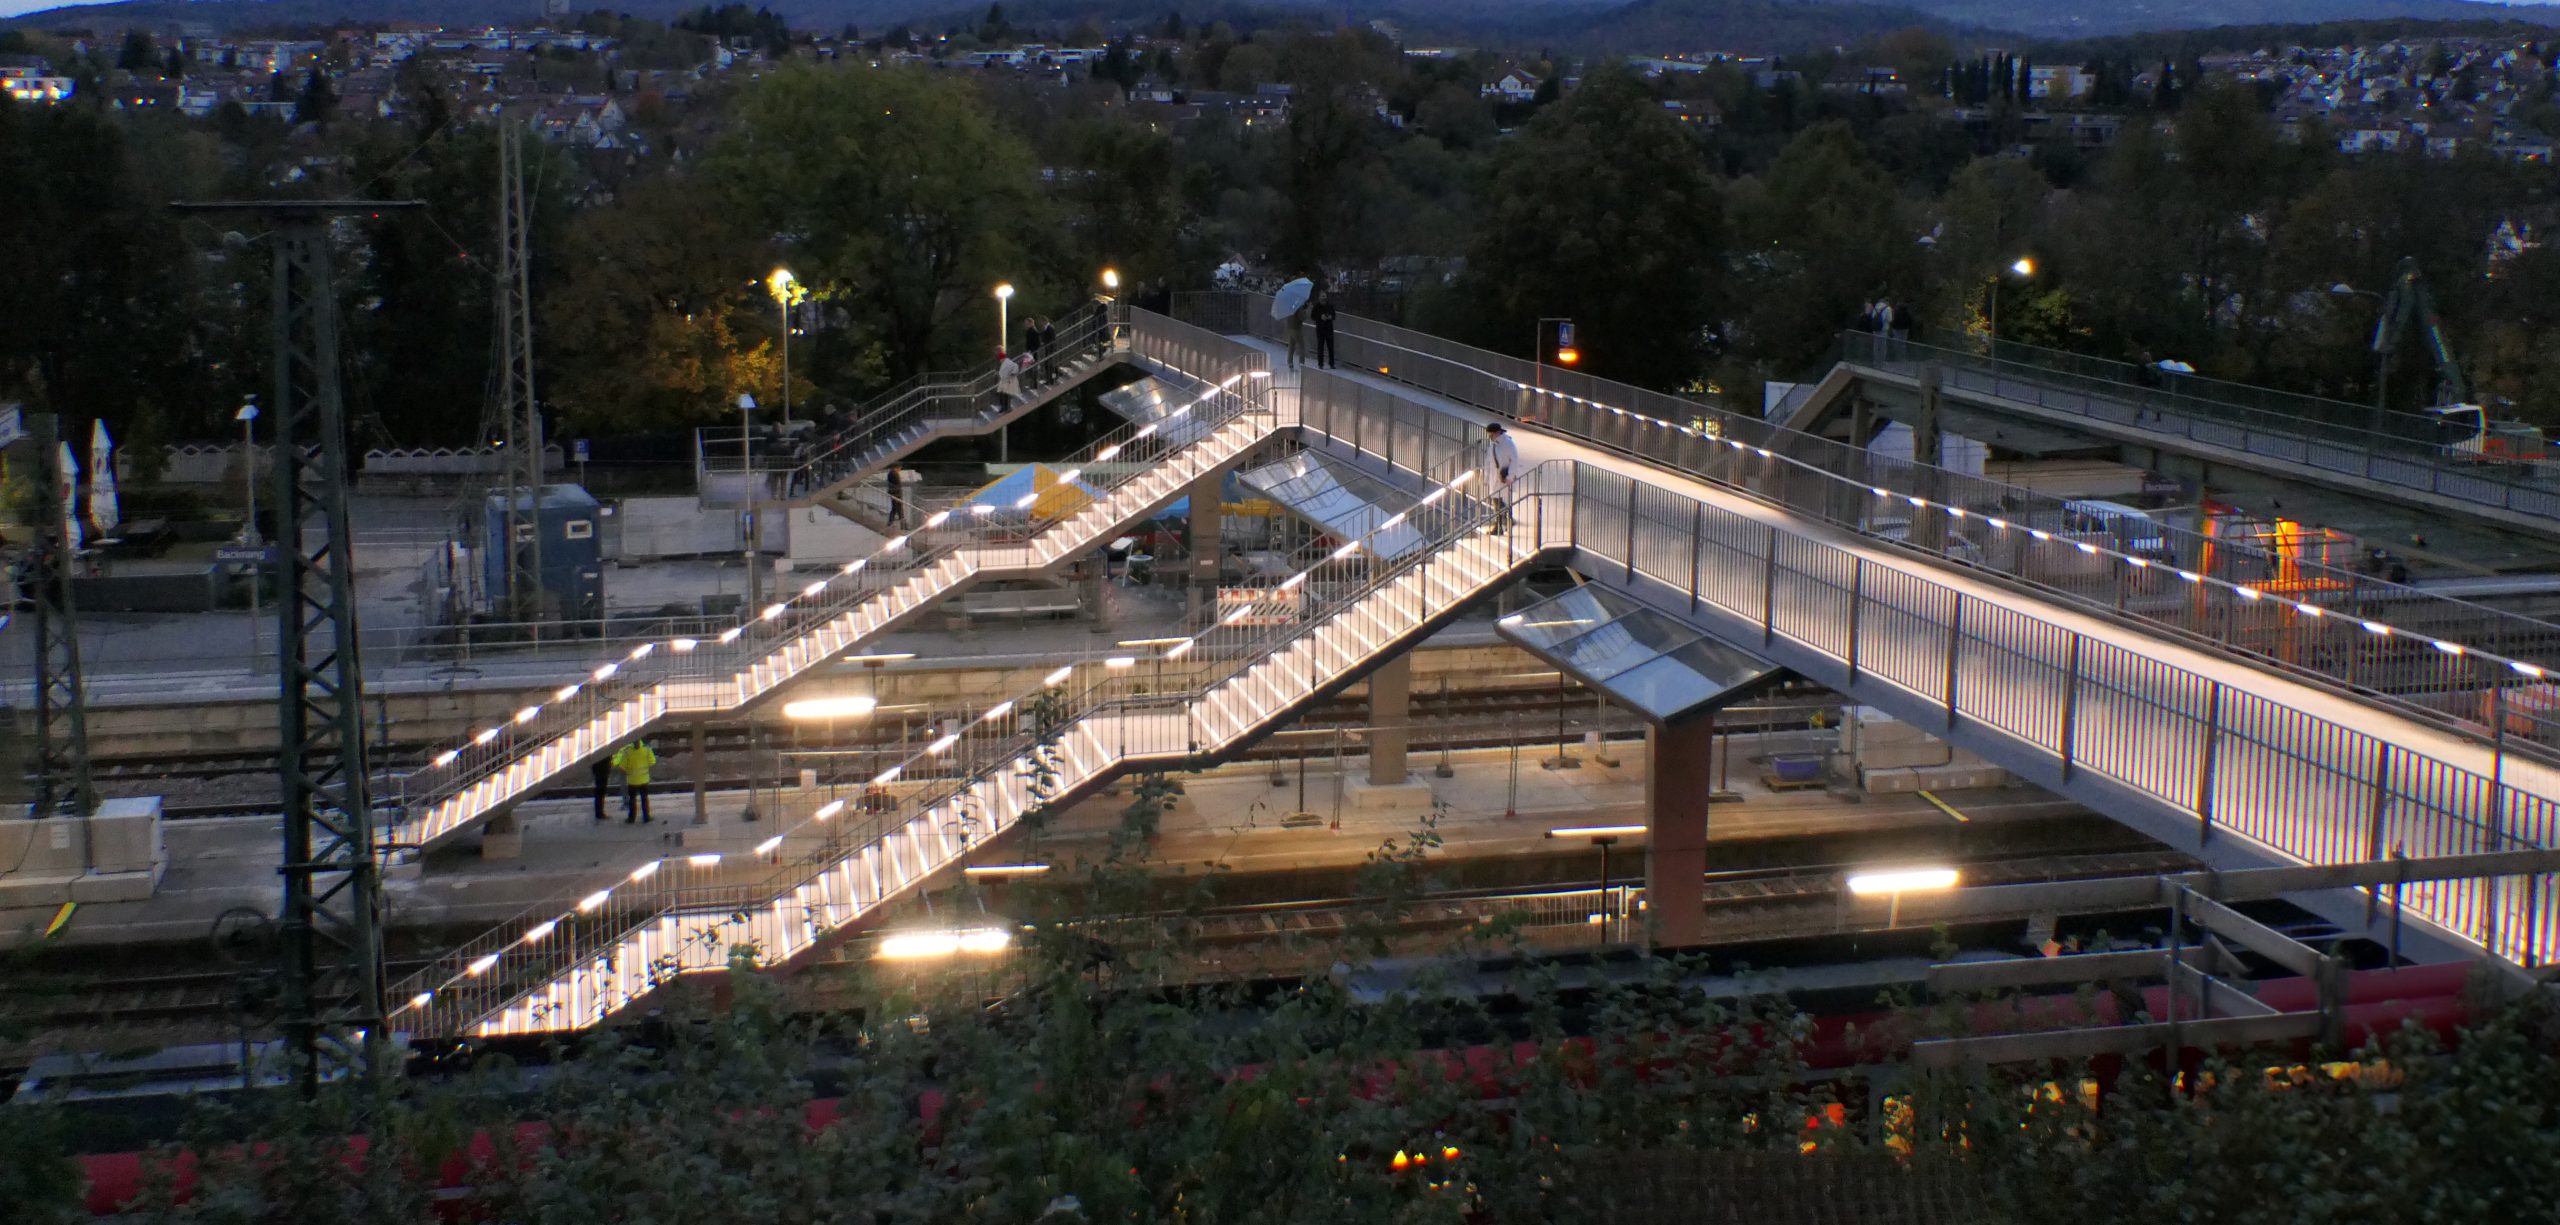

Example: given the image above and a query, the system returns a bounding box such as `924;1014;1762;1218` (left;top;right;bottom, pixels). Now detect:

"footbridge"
1779;332;2560;568
386;302;2560;1039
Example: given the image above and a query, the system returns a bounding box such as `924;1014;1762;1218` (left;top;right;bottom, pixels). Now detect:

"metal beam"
1876;848;2560;927
26;412;93;821
2177;888;2324;979
1911;1013;2321;1068
1926;949;2169;994
177;197;420;1094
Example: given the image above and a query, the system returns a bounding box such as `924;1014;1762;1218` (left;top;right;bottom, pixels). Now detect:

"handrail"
390;316;1274;847
1837;330;2560;524
393;454;1563;1037
1177;292;2560;761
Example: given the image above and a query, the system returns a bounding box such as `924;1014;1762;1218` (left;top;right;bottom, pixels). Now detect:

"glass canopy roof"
1238;450;1428;559
1496;584;1792;723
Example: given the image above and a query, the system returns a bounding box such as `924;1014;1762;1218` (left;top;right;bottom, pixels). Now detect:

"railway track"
117;687;1839;819
3;843;2179;1067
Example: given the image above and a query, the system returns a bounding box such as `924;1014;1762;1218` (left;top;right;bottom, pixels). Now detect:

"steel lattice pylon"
26;411;94;820
491;122;545;621
178;199;418;1092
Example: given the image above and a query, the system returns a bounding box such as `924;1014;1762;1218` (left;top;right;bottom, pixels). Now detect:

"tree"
1733;122;1916;371
715;65;1045;378
114;28;155;72
1445;69;1724;388
161;47;184;81
294;66;335;125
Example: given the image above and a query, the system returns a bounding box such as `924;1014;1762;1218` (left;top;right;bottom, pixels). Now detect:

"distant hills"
9;0;2558;50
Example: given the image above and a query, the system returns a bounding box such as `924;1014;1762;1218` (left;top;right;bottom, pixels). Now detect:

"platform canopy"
1496;585;1794;724
964;463;1102;521
1095;372;1227;448
1238;450;1429;559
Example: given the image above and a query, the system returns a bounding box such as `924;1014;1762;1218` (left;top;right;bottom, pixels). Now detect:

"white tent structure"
88;418;119;538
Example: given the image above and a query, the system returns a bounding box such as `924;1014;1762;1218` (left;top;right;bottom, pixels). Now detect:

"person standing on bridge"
591;755;614;822
1482;422;1520;533
1313;292;1338;370
612;738;657;824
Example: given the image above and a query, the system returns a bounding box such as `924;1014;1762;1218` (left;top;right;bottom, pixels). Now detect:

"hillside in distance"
1854;0;2560;38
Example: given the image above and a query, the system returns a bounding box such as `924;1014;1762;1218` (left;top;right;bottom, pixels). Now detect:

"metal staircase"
392;460;1569;1038
697;303;1132;524
393;368;1281;852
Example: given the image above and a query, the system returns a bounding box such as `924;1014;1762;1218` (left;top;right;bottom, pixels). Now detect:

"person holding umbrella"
1271;276;1314;369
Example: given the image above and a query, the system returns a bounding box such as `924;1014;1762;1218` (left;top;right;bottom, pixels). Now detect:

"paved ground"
0;738;2059;951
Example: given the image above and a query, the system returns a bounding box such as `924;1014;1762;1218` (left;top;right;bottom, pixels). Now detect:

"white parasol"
57;441;81;552
1270;277;1313;320
88;418;119;537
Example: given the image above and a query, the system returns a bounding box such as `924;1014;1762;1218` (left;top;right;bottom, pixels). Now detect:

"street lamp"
1988;256;2036;345
993;282;1015;358
737;392;762;610
1100;267;1120;296
233;399;260;545
1548;824;1646;942
1846;865;1961;927
767;268;807;428
2331;281;2393;422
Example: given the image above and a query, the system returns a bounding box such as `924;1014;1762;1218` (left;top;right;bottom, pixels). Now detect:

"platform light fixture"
783;695;878;720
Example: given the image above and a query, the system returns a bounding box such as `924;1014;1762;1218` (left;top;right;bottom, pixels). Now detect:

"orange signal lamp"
1555;347;1581;365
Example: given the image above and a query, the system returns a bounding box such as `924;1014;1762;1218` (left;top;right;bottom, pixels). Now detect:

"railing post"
2364;741;2393;861
1624;492;1638;586
1943;592;1963;728
2194;680;2222;836
1844;558;1865;685
1761;525;1781;646
1688;502;1705;614
2058;633;2081;780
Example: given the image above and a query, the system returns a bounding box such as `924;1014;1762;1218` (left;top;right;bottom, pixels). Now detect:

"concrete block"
1861;767;1923;795
1857;741;1953;771
70;871;160;903
1344;777;1438;816
479;829;525;860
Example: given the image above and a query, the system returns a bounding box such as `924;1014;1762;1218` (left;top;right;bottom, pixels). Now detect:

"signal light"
1555;347;1580;365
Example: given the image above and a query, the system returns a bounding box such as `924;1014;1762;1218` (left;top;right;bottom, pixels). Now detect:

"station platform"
1;738;2078;952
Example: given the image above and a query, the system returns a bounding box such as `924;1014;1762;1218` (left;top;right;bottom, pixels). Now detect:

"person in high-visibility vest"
611;739;657;824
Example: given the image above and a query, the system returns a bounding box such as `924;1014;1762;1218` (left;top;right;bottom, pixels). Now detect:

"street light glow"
782;695;878;720
993;282;1014;300
878;926;1014;959
1846;867;1961;895
2010;257;2037;277
1101;268;1120;290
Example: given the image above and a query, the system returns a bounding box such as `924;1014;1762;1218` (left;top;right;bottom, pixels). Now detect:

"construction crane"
2370;256;2544;466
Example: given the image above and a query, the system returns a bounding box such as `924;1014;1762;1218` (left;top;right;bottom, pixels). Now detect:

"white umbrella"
1270;277;1313;320
56;441;81;552
88;419;119;537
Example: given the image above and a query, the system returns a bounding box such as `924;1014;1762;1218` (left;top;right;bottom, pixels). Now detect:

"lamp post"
1989;256;2035;346
235;398;262;668
2330;281;2390;429
994;282;1015;358
738;392;762;611
234;399;260;546
767;268;806;429
1548;824;1645;943
1846;866;1961;928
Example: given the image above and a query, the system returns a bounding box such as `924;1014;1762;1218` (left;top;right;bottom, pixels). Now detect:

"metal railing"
395;457;1570;1037
1177;293;2560;763
694;302;1122;495
389;317;1278;849
1562;460;2560;965
1836;330;2560;523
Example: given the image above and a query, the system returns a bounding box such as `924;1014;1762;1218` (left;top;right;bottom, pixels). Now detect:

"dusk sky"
4;0;2560;26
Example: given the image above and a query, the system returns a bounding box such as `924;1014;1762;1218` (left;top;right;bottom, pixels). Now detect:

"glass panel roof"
1496;585;1788;722
1239;451;1429;559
